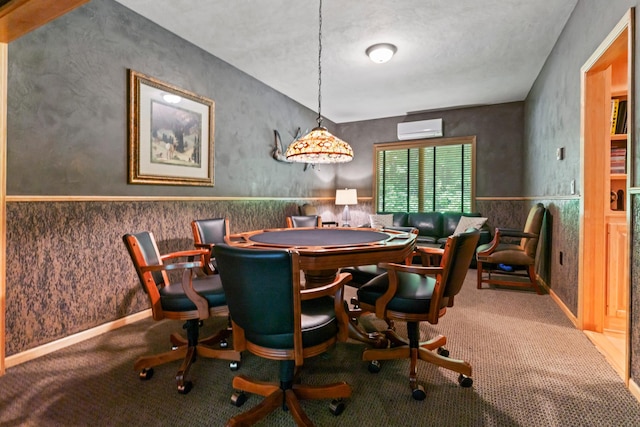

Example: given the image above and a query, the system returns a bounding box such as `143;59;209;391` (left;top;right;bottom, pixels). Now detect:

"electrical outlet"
570;179;575;195
559;251;563;265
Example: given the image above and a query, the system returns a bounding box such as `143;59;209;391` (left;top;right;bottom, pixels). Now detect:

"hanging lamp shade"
285;0;353;165
285;126;353;164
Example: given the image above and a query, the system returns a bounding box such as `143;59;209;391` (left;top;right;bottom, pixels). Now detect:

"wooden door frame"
579;8;634;382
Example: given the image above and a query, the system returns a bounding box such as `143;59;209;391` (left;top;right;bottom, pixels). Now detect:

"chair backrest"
123;231;166;293
521;203;545;257
214;244;298;349
287;215;321;228
438;229;481;303
299;203;318;216
191;217;229;245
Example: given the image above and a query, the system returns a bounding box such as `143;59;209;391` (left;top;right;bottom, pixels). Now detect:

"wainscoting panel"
4;199;334;356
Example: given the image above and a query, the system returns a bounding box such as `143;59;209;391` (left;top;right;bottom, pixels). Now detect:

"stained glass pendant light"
285;0;353;164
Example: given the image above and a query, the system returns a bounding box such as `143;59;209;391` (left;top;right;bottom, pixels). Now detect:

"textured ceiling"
114;0;578;123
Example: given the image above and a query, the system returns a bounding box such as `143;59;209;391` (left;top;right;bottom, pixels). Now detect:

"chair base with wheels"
228;360;351;426
362;322;472;401
353;230;480;400
134;317;238;394
123;232;241;394
214;243;353;425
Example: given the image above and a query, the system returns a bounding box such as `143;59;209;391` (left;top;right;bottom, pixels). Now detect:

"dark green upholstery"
192;217;227;244
122;231;239;394
289;215;321;228
213;244;351;424
354;229;480;399
192;217;229;274
158;277;226;312
356;272;435;313
213;244;338;350
357;229;480;315
124;231;227;312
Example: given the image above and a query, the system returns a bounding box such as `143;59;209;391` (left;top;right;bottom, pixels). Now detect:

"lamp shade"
285;127;353;164
335;188;358;205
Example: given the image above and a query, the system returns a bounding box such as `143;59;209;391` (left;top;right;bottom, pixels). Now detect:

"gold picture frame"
128;69;214;186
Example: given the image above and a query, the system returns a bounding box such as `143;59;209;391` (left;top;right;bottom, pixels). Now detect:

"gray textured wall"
336;102;524;197
525;0;638;196
525;0;639;382
7;0;341;198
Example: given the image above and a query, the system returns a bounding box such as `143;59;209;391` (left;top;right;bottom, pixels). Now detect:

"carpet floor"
1;271;639;426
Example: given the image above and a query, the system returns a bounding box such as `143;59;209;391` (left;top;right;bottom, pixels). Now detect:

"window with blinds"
375;136;476;213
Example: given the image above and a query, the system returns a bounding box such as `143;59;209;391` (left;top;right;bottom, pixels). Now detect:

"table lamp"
335;188;358;227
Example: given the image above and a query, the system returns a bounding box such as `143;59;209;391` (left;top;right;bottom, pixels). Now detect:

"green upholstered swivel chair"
286;215;322;228
191;217;230;275
353;229;480;400
213;243;352;426
123;231;240;394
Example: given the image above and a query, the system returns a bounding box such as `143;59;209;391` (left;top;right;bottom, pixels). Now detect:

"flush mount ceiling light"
366;43;397;64
285;0;353;164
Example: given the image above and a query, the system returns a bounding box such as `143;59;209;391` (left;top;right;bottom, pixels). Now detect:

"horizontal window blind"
376;137;474;213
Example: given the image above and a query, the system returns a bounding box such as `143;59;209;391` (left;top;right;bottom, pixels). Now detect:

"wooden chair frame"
123;232;240;394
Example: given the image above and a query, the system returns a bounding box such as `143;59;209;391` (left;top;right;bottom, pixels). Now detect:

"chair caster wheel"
412;385;427;401
177;381;193;394
437;346;449;357
220;339;228;349
231;391;247;407
171;345;179;350
458;374;473;387
368;360;381;373
139;368;154;380
229;361;240;371
329;399;345;416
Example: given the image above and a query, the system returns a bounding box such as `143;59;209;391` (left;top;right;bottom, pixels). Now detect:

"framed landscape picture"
128;69;215;186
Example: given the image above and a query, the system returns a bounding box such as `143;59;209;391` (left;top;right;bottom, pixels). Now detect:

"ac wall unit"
397;119;443;140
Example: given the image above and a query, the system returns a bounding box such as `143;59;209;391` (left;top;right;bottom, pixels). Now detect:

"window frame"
373;135;477;213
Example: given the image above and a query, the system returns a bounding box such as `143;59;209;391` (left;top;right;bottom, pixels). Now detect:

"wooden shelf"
611;173;626;180
611;133;628;140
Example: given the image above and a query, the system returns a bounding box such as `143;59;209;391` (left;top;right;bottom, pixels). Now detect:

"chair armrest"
498;228;538;239
374;262;444;319
378;262;444;276
300;272;351;300
139;260;203;273
193;243;217;274
160;248;209;262
383;226;417;234
300;272;352;342
194;242;214;250
140;257;210;319
416;246;444;255
477;227;539;258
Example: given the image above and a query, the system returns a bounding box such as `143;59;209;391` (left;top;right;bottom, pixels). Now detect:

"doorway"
579;9;633;380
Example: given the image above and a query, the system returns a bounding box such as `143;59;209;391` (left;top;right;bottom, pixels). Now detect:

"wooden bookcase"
604;53;628;335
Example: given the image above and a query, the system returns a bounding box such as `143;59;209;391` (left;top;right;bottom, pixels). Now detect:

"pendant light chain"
283;0;353;164
317;0;323;127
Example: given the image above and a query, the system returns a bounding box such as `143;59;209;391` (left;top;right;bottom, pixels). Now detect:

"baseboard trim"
549;288;640;404
629;378;640;403
5;309;152;369
549;288;578;327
